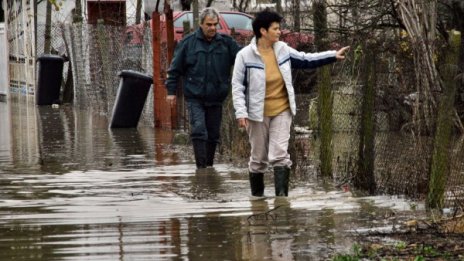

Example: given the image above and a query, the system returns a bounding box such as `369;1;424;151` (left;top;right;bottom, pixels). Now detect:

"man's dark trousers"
187;101;222;169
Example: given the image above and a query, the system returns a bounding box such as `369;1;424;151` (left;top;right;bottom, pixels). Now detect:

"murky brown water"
0;99;425;260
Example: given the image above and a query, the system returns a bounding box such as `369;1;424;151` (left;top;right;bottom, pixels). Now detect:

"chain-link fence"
36;10;464;213
283;46;464;211
35;21;157;126
220;28;464;213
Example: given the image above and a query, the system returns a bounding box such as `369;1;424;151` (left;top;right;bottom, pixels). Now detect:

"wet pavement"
0;99;425;260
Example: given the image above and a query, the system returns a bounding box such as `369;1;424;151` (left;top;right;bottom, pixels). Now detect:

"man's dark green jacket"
165;29;241;104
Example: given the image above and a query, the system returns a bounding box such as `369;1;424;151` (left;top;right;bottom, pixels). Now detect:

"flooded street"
0;100;425;260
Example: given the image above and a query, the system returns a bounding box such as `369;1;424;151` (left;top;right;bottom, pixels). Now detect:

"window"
221;13;252;31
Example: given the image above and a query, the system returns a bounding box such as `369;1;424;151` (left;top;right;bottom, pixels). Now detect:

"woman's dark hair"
252;10;283;39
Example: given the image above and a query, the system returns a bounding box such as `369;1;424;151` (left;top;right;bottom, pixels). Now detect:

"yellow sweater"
260;48;289;116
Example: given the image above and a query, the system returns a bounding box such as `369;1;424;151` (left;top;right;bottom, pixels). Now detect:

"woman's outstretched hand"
237;118;248;129
336;46;350;60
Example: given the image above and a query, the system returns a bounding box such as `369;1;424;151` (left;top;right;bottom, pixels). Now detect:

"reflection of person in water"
187;214;241;260
190;169;224;200
244;200;271;259
244;199;294;260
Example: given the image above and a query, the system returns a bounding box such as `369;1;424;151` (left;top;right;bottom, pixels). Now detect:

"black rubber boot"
249;172;264;197
192;140;207;169
206;142;217;167
274;166;290;197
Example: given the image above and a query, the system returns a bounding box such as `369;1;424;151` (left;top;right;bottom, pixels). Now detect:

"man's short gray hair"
199;7;220;24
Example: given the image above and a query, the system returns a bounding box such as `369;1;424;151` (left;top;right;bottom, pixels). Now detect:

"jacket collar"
194;28;223;42
250;37;286;55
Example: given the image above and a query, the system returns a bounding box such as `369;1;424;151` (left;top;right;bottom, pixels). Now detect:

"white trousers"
246;110;293;173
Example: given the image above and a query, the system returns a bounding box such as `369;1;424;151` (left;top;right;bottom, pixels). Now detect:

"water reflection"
0;100;427;260
8;98;40;171
0;102;12;167
0;100;186;172
189;168;224;200
37;106;73;173
244;200;272;260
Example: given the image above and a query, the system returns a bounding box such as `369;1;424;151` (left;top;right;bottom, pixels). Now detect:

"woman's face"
261;22;281;43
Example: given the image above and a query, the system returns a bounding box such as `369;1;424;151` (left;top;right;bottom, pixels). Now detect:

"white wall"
0;23;8;97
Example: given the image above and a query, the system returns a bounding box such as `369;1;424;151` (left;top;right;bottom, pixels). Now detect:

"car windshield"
221;13;252;31
173;13;193;27
174;12;222;29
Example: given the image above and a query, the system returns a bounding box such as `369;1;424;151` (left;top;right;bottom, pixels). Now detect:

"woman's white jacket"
231;37;337;122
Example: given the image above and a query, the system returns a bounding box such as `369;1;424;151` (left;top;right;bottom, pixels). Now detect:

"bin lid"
118;70;153;82
37;54;65;62
37;54;64;60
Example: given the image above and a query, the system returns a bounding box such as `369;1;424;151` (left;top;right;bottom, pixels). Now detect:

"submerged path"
0;101;424;260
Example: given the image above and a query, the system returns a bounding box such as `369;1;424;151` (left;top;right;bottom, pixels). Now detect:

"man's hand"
237;118;248;129
336;46;350;60
166;95;176;106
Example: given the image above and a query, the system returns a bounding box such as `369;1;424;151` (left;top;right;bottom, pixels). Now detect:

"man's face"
200;15;219;41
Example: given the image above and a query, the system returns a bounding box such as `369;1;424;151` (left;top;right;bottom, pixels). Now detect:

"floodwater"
0;99;425;260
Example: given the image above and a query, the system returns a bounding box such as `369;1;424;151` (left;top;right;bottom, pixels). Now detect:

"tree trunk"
396;0;440;134
135;0;142;24
206;0;215;7
275;0;283;14
313;0;332;178
44;0;52;54
235;0;250;13
61;0;83;105
427;31;461;210
293;0;300;32
451;1;464;96
181;0;192;11
313;0;327;50
192;0;199;30
317;66;333;178
74;0;83;23
355;45;377;194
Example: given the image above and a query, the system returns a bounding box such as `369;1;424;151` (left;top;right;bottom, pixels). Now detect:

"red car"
126;11;313;48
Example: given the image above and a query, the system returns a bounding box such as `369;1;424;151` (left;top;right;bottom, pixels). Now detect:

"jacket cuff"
166;87;176;96
235;112;248;119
